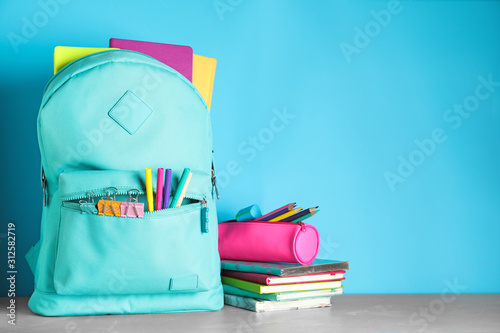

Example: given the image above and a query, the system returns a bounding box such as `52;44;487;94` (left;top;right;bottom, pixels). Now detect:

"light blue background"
1;0;499;297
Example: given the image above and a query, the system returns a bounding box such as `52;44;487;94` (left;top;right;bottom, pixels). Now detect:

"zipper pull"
201;199;209;233
41;168;48;206
211;168;220;200
298;221;306;232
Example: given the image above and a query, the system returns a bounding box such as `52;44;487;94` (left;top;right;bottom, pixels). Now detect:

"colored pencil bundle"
256;202;320;223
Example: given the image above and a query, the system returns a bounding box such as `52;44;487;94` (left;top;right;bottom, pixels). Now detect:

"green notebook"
221;276;343;294
223;284;343;301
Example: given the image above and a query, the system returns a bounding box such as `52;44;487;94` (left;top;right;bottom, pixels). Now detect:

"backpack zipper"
63;198;204;214
61;189;209;230
211;167;219;200
41;168;47;206
201;199;209;233
62;189;205;209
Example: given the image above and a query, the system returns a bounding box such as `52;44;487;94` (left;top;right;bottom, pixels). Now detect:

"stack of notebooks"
53;38;217;112
221;259;349;312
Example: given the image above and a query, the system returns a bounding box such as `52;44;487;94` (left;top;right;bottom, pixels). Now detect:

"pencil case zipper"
219;220;307;232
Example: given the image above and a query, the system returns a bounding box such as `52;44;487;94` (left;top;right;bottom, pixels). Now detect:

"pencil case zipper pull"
298;221;306;232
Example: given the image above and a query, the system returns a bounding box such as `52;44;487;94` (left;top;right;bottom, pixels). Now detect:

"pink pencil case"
218;220;320;265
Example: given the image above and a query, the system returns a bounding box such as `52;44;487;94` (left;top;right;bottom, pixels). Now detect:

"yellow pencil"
269;207;303;222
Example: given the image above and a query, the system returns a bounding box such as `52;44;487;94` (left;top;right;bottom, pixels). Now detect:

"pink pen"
156;168;164;210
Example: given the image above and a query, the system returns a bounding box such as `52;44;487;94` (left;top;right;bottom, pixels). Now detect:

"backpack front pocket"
53;169;217;296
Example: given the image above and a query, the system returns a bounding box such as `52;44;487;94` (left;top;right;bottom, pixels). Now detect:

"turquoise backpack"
25;50;223;316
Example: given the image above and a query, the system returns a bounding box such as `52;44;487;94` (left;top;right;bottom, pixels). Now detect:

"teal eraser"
235;204;262;221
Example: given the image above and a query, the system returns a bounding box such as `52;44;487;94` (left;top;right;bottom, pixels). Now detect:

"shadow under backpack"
25;50;223;316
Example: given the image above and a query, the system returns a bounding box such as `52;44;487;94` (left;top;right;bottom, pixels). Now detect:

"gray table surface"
1;294;499;333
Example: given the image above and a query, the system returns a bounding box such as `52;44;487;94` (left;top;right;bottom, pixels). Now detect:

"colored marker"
269;207;302;222
145;168;154;212
255;203;296;221
281;207;318;222
156;168;164;211
170;168;193;208
163;169;172;209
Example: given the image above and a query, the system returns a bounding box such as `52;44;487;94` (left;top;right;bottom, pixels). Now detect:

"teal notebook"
220;259;349;277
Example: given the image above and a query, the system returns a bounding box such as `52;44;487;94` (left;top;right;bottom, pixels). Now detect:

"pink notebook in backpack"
109;38;193;81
